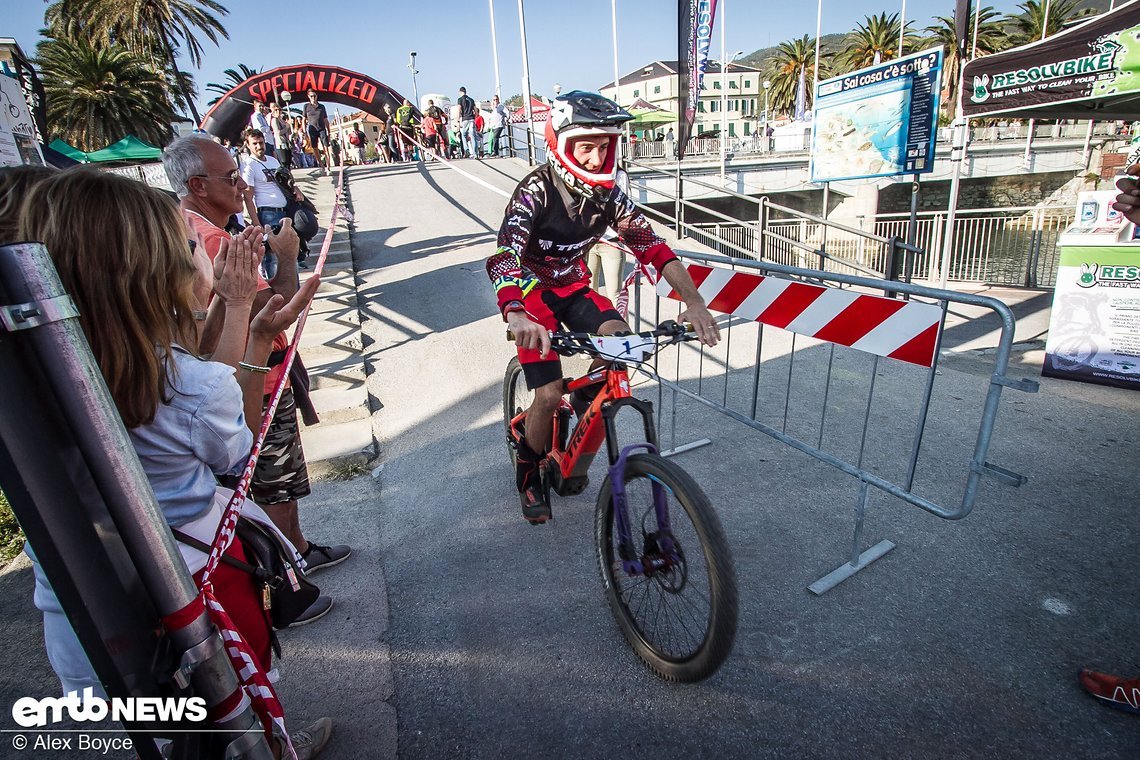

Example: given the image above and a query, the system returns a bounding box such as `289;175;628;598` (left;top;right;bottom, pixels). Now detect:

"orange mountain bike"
503;320;738;682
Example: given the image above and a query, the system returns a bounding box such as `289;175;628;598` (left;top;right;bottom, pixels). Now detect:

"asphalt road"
1;155;1138;760
348;157;1140;759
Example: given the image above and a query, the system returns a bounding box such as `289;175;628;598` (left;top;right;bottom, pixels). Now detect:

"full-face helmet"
544;90;632;201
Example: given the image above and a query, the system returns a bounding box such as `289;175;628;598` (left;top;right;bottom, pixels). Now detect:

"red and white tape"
657;263;943;367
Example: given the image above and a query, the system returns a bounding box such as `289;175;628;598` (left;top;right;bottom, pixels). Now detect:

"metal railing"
621;247;1039;593
864;205;1072;288
623;157;919;286
625;119;1122;163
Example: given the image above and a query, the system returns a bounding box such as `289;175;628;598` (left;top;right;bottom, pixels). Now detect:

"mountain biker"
486;90;719;524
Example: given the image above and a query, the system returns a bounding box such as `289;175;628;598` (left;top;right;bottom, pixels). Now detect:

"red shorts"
518;283;623;389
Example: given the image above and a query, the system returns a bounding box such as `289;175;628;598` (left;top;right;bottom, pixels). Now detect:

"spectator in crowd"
489;95;509;158
348;125;367;165
395;98;417;161
304;89;333;172
240;128;292;235
249;99;277;158
16;168;333;759
664;126;676;157
421;111;441;161
388;116;405;162
270;102;293;170
457;86;478;158
473;108;486;159
164;135;352;617
330;136;342;168
1076;162;1140;717
376;122;392;163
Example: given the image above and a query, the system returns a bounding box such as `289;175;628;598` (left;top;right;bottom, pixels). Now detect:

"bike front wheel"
595;453;738;682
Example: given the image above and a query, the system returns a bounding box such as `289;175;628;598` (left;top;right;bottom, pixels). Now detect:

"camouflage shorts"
250;388;311;505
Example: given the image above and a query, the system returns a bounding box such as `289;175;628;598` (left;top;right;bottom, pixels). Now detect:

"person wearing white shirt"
239;128;289;229
248;100;277;158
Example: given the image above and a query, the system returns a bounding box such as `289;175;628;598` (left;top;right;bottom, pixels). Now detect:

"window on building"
633;89;639;97
710;100;718;112
745;80;751;88
744;122;751;136
698;101;705;112
713;81;721;90
729;81;738;89
697;124;704;135
654;85;661;94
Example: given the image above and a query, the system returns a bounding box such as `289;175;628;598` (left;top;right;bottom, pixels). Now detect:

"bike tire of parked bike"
595;453;738;682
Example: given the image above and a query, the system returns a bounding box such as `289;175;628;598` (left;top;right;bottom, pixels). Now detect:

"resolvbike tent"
961;0;1140;120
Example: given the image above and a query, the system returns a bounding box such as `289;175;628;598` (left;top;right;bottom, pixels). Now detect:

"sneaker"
1078;669;1140;714
290;716;333;760
520;485;552;524
301;542;352;573
283;595;333;629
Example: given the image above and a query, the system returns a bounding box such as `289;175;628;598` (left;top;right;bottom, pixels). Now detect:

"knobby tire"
595;453;738;682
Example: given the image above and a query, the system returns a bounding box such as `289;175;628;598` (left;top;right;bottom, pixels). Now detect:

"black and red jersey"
486;164;677;316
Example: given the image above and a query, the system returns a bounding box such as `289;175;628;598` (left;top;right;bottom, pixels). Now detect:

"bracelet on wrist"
192;310;207;321
238;361;271;374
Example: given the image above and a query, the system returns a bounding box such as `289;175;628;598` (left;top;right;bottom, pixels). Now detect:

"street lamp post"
720;50;744;187
408;52;420;109
762;80;770;152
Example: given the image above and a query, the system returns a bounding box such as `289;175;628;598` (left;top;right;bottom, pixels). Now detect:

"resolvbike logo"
971;39;1121;103
11;687;208;728
1077;262;1140;288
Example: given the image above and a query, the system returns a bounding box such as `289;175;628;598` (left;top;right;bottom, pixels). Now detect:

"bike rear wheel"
502;357;533;467
595;453;737;682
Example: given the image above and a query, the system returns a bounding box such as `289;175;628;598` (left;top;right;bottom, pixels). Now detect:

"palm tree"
36;36;174;151
49;0;230;125
841;12;915;73
205;64;261;106
925;6;1007;115
1008;0;1092;44
764;36;823;117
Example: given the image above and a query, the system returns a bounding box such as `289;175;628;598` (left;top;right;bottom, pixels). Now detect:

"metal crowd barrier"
624;244;1039;594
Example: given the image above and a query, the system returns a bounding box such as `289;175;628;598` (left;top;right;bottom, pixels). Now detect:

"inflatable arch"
200;64;417;142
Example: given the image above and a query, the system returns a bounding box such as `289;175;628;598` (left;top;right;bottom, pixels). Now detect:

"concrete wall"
876;171;1081;214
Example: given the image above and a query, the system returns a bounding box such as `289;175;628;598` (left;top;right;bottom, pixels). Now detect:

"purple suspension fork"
609;442;678;578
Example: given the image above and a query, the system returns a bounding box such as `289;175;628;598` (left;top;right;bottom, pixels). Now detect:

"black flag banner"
677;0;718;160
955;0;973;66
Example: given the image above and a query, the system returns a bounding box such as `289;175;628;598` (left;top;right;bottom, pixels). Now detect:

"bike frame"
508;358;679;578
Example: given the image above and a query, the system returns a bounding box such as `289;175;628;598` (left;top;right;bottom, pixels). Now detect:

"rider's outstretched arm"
607;191;719;347
659;260;719;346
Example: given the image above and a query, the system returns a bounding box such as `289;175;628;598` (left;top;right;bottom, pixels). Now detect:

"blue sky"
8;0;1027;117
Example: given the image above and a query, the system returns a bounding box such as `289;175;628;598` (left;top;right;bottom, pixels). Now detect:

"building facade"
599;60;765;138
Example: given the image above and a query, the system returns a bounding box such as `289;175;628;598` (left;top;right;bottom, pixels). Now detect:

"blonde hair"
18;169;199;427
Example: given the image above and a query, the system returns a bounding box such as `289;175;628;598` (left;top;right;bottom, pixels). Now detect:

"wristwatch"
502;300;526;320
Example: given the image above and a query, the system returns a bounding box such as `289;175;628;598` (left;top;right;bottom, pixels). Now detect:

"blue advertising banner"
810;47;943;183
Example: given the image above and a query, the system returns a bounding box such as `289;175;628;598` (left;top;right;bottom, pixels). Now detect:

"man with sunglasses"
164;135;351;625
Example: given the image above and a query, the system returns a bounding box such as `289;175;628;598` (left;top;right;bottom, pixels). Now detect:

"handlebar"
508;320;697;362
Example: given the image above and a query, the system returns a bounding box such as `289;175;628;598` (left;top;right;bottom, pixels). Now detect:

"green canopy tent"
85;135;163;164
48;139;89;163
630;109;678;127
